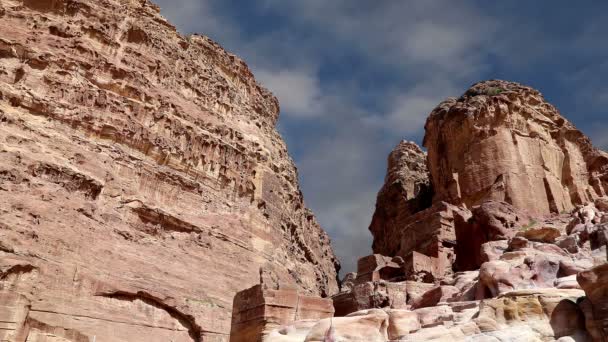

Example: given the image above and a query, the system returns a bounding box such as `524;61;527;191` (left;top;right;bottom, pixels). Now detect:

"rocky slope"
257;81;608;341
0;0;339;341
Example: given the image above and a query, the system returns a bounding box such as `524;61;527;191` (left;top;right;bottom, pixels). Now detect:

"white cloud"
256;69;323;118
364;79;460;135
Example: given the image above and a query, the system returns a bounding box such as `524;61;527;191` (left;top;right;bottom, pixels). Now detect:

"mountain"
0;1;338;341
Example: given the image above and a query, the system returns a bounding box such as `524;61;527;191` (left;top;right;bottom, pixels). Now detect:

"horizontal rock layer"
0;0;338;340
425;80;608;215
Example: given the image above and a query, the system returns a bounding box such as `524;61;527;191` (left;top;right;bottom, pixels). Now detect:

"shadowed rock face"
578;264;608;340
424;80;608;215
0;0;338;340
369;141;432;256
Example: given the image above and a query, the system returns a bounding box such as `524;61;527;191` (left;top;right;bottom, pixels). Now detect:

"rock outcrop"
266;290;592;341
578;264;608;340
424;80;608;215
230;284;334;342
0;0;338;341
369;141;432;255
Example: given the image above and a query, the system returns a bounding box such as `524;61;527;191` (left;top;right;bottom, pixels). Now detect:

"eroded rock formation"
264;80;608;342
0;0;339;340
425;80;608;215
369;141;432;255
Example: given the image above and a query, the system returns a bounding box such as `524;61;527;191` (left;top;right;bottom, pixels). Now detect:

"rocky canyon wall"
0;0;339;341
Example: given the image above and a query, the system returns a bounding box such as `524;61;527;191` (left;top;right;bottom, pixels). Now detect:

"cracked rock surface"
0;0;339;341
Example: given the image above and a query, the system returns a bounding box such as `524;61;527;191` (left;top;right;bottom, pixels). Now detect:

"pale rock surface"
0;0;338;341
303;309;389;342
267;290;591;341
230;284;334;342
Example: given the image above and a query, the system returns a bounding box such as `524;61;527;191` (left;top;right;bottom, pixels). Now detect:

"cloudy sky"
154;0;608;274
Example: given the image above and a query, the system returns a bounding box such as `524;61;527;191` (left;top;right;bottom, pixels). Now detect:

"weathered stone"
509;236;531;250
373;202;466;282
340;272;357;293
590;224;608;251
230;285;333;342
577;263;608;341
303;309;389;342
410;285;460;309
387;310;420;340
354;254;404;283
331;280;406;317
455;201;525;271
0;1;339;340
369;141;433;254
517;226;562;243
480;240;509;264
424;80;608;216
594;197;608;212
555;275;580;289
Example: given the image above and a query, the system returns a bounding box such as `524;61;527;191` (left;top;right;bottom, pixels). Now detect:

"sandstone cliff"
0;0;338;341
425;80;608;215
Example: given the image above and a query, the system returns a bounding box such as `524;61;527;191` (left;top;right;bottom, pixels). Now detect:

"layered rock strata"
425;80;608;215
266;289;593;341
578;263;608;340
230;284;334;342
369;141;432;248
0;0;338;340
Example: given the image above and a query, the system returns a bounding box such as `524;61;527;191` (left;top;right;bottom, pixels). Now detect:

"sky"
153;0;608;274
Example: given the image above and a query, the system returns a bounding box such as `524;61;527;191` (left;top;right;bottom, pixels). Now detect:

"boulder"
516;226;562;243
577;264;608;341
303;309;389;342
410;285;460;309
332;280;406;317
387;310;420;340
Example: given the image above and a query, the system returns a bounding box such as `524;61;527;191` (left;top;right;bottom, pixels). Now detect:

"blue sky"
154;0;608;274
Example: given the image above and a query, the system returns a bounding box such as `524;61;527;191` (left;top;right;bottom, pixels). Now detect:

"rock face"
578;264;608;340
267;290;592;342
0;0;338;341
369;140;432;254
230;284;334;342
425;80;608;215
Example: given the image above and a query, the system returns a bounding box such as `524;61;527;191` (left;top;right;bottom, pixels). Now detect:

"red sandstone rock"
229;284;334;342
424;80;608;216
372;201;467;282
332;255;407;316
577;263;608;341
332;280;407;317
454;200;526;271
0;1;338;340
369;141;432;254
